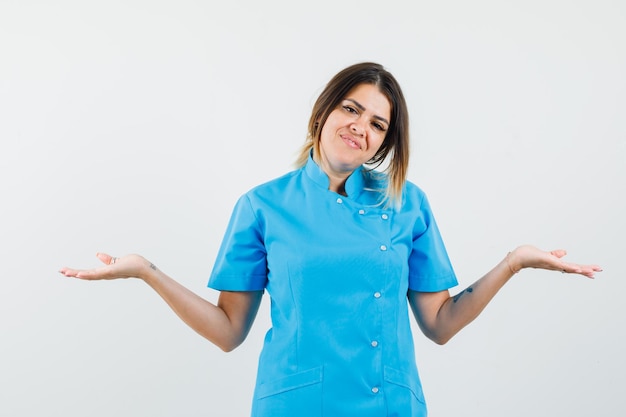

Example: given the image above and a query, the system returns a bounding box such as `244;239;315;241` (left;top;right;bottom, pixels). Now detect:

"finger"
560;262;583;274
96;252;114;265
561;263;603;279
579;264;603;278
59;267;77;277
576;266;596;279
549;249;567;259
74;265;114;280
58;267;99;279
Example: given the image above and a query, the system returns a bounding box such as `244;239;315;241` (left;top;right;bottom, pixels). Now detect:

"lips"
341;134;361;150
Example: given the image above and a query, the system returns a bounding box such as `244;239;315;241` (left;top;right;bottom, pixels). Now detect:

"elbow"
216;338;242;353
424;328;454;346
215;334;246;353
430;334;452;346
219;343;238;353
419;317;463;345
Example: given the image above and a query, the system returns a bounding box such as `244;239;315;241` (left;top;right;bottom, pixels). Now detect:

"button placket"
379;212;390;252
355;207;389;399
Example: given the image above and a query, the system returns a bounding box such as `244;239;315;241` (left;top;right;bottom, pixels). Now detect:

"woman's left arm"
408;245;602;345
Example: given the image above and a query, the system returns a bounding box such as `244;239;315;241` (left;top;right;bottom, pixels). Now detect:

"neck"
327;174;348;196
313;152;351;196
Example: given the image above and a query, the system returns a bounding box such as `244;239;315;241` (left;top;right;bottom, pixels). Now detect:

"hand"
59;253;154;281
508;245;602;278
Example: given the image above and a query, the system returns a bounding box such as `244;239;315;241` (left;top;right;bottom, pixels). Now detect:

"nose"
350;121;365;136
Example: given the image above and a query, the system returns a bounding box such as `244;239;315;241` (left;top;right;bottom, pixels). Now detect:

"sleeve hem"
208;273;267;292
408;273;458;293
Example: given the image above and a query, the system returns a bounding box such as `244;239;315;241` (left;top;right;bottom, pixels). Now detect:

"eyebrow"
345;98;390;126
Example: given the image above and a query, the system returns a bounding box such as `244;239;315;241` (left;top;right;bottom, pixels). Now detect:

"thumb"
549;249;567;259
96;252;114;265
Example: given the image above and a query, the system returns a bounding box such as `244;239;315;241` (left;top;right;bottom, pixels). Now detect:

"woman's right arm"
59;252;263;352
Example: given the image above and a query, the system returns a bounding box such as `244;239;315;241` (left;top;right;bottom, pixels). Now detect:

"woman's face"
318;83;391;178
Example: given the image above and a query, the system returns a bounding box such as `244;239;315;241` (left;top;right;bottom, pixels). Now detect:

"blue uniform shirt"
208;155;458;417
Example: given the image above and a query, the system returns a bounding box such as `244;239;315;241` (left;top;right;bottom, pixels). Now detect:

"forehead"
344;84;391;119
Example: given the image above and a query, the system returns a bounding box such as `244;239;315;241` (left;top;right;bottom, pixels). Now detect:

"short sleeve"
208;194;268;291
408;192;458;292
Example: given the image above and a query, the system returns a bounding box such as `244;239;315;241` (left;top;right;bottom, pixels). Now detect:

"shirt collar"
304;152;365;198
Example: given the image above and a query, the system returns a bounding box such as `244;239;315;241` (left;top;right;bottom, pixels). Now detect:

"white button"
371;340;379;347
381;214;389;220
336;198;343;204
371;387;379;394
358;209;365;215
373;292;381;298
379;245;387;251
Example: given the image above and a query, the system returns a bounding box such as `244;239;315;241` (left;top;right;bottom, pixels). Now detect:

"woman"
60;62;601;417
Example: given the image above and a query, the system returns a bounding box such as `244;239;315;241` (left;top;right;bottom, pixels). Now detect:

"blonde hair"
295;62;409;208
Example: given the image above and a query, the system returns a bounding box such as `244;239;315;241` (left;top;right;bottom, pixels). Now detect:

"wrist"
505;250;522;274
139;258;160;283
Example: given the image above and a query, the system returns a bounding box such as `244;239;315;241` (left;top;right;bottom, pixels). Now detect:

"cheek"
370;135;386;153
319;120;340;143
319;126;330;144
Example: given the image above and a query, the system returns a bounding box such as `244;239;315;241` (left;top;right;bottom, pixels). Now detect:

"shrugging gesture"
60;62;602;417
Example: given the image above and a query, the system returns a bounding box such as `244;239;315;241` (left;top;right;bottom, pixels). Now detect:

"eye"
372;122;387;132
342;105;358;114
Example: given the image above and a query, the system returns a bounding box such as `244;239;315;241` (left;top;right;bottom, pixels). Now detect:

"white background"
1;1;624;416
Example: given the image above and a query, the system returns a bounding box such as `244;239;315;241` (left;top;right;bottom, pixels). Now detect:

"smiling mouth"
341;135;361;150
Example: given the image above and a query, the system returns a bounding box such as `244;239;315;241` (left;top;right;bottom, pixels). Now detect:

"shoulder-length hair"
295;62;410;208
